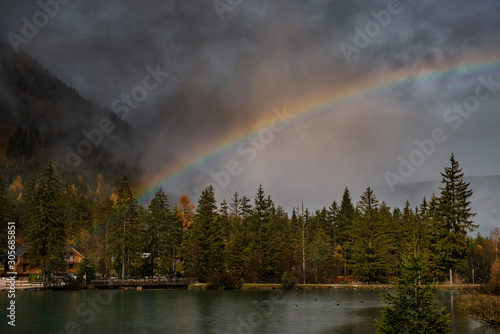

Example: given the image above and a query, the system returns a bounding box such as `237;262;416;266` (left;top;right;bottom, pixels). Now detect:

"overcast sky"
1;0;500;232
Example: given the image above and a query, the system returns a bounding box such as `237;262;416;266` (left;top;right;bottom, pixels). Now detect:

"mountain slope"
0;41;141;197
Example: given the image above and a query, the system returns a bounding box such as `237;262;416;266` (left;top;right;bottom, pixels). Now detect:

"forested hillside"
0;40;141;200
1;155;497;286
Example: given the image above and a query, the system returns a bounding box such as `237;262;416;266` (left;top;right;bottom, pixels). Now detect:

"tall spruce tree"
148;188;181;276
426;194;446;279
225;194;246;278
327;201;338;247
378;202;398;276
229;192;240;218
219;199;232;241
225;228;247;278
376;248;450;334
437;154;477;284
184;185;224;281
105;177;140;278
239;195;252;219
417;197;431;252
307;228;332;283
337;187;355;276
243;188;265;282
337;186;355;246
244;185;281;282
350;188;394;281
400;201;416;253
26;163;67;286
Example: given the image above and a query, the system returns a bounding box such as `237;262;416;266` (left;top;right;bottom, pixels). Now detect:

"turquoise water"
1;289;498;333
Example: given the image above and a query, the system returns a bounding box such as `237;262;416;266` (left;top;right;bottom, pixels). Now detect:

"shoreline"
187;283;476;291
0;281;476;292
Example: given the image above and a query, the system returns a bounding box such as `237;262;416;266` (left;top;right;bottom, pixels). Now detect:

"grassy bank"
1;281;474;292
187;283;475;291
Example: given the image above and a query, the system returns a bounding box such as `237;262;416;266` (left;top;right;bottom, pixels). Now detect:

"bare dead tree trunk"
302;200;306;284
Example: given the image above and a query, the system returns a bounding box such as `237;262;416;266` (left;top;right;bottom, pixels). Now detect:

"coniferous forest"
1;153;498;286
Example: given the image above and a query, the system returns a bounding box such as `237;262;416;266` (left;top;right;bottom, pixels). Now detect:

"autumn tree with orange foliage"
177;195;194;230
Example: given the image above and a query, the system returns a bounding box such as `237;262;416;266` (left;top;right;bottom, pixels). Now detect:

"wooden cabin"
4;246;84;277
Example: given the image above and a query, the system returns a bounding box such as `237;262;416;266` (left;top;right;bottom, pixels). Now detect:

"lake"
1;289;498;334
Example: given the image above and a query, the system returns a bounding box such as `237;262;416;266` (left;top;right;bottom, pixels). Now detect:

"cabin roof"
8;246;83;260
14;246;29;258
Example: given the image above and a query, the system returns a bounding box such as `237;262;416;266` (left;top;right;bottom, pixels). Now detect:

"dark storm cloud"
1;0;500;233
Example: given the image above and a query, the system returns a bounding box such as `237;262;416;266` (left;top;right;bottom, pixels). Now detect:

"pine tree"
219;199;232;241
401;201;416;253
225;192;246;277
417;197;432;252
239;195;252;219
105;176;140;278
437;154;477;284
426;194;446;280
376;248;450;334
244;189;266;283
273;205;293;275
262;203;284;283
379;202;398;276
337;186;355;247
26;162;67;286
310;207;328;237
183;185;224;281
307;228;332;283
225;228;246;278
290;205;308;283
336;187;355;276
148;188;181;276
76;257;96;285
254;185;270;219
327;201;338;247
350;188;394;281
230;192;240;218
244;185;281;282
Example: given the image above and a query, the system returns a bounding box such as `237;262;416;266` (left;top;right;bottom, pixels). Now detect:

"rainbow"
137;53;500;203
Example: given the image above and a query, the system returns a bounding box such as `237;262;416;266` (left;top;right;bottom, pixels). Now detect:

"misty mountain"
0;41;141;195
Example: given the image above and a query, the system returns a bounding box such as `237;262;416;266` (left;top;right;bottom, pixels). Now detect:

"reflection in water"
1;289;499;334
436;290;499;334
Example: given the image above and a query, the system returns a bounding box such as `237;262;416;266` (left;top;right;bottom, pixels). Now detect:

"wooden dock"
91;277;198;289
